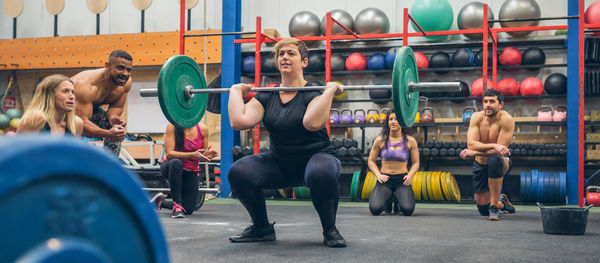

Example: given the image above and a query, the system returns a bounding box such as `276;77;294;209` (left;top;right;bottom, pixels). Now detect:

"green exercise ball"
410;0;454;41
6;108;21;119
0;114;9;128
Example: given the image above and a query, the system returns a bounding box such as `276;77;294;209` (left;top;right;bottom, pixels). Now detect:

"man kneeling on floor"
460;88;516;220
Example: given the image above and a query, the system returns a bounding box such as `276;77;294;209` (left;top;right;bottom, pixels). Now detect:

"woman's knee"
305;154;340;187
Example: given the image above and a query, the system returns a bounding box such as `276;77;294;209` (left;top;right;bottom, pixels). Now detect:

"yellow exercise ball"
9;118;20;129
332;81;347;100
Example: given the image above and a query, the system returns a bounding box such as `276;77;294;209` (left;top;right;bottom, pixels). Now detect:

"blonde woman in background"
17;74;83;136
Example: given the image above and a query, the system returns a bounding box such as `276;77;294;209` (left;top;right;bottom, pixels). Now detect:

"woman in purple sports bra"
150;122;218;218
367;110;420;216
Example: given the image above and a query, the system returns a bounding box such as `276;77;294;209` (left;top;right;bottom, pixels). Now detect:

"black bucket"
537;202;593;235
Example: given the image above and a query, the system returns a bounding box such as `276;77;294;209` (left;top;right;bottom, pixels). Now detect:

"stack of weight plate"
520;170;566;203
411;171;461;201
349;170;461;202
293;186;311;199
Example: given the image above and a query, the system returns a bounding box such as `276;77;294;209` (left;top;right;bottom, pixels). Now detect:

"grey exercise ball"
499;0;541;37
457;2;495;40
320;9;354;35
289;11;321;37
354;8;390;34
331;54;345;71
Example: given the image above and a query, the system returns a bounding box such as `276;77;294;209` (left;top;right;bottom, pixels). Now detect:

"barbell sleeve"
139;82;460;97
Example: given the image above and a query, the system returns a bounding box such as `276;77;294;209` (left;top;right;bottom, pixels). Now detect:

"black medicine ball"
331;54;345;71
544;73;567;95
429;52;451;74
369;89;392;103
262;56;278;73
452;48;476;71
447;80;470;103
305;53;324;72
522;47;546;71
475;48;493;66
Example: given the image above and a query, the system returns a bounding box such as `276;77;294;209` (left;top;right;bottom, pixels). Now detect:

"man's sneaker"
150;193;165;211
323;226;346;248
172;202;186;218
499;194;516;214
229;222;276;243
488;205;501;221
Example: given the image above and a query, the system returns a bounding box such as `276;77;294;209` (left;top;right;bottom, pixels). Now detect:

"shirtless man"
460;88;516;220
72;50;133;155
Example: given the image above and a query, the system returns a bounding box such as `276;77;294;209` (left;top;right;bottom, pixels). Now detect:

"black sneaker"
150;193;165;211
172;202;186;218
499;194;516;214
229;222;276;243
488;205;501;221
323;226;346;248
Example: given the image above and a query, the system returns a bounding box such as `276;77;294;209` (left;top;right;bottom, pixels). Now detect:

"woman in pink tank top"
150;122;218;218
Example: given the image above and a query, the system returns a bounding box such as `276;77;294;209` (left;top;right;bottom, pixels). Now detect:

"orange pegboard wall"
0;30;222;70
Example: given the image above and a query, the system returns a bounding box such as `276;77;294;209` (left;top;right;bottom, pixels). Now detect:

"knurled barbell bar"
140;46;461;128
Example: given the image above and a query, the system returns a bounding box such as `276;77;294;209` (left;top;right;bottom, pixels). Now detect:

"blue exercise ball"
242;56;255;73
385;50;396;69
367;53;386;70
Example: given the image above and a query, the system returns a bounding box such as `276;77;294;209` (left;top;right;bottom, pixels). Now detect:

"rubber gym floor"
158;199;599;263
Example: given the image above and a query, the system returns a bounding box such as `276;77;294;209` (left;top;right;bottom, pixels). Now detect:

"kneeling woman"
367;110;419;216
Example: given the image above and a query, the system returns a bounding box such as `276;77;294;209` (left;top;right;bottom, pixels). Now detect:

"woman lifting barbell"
150;121;218;218
367;110;420;216
227;38;346;247
17;74;83;136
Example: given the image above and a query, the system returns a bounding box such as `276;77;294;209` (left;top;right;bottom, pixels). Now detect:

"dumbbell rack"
223;1;600;205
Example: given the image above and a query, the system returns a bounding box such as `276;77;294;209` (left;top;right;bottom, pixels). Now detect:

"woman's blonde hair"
23;74;77;133
272;38;309;69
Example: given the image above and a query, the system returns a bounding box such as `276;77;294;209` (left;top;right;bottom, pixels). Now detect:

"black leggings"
160;158;199;215
369;175;415;216
228;152;341;231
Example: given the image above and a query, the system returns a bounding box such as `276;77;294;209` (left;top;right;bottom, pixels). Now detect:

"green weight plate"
392;46;419;128
302;186;311;199
158;55;207;128
351;171;361;201
293;187;299;199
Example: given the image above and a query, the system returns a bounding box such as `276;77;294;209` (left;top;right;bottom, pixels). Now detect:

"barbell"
140;46;461;128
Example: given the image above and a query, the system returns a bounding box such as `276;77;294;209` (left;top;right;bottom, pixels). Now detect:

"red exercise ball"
520;77;544;96
345;53;367;71
499;47;522;71
585;2;600;31
497;78;520;96
471;78;494;97
414;52;429;69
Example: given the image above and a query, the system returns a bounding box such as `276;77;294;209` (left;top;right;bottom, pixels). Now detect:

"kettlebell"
421;107;434;123
585;186;600;206
367;109;380;124
341;109;353;124
462;106;476;122
353;109;366;124
537;105;553;122
553;105;567;122
330;109;340;124
379;108;390;123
